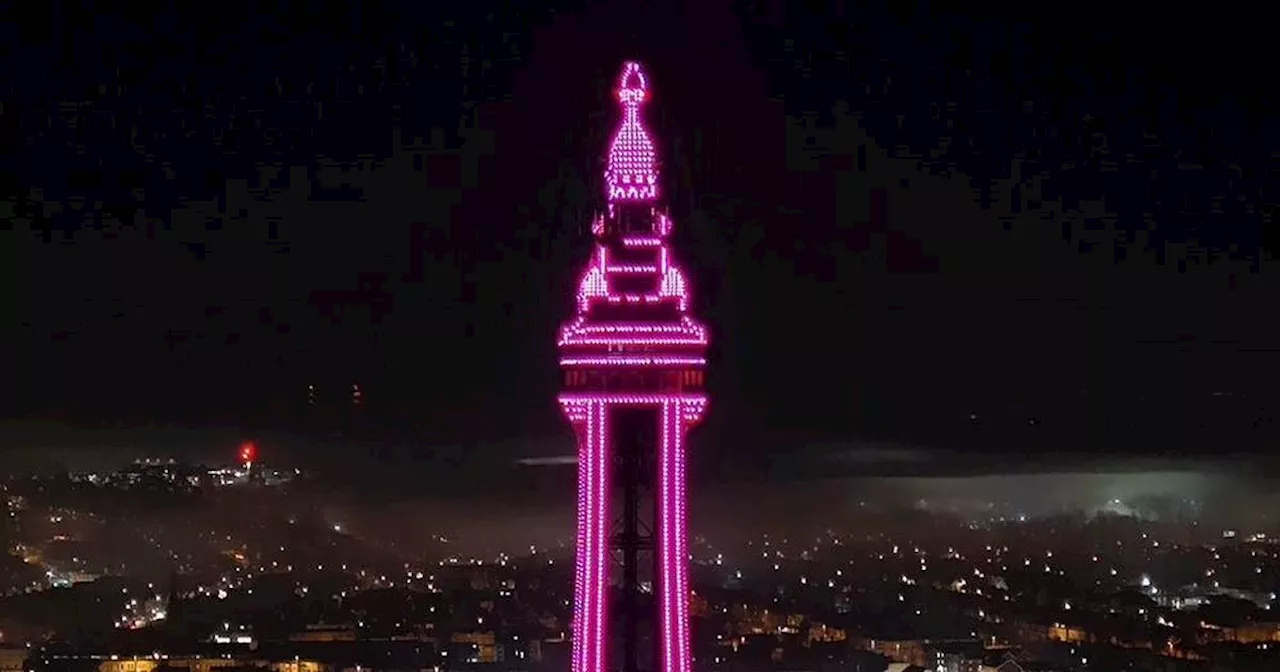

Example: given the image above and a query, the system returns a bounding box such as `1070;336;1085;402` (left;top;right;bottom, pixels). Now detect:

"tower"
558;62;709;672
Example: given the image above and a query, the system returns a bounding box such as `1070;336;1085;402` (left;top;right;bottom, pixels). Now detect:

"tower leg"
567;396;701;672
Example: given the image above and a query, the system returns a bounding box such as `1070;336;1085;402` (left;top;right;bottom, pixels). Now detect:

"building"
556;61;711;672
0;647;27;672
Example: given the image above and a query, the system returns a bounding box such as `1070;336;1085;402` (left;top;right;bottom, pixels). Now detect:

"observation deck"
558;205;707;396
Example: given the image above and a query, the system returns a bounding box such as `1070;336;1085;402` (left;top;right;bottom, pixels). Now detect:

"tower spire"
605;61;659;202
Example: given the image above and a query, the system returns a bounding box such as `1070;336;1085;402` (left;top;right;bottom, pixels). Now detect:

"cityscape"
1;449;1279;672
3;3;1278;672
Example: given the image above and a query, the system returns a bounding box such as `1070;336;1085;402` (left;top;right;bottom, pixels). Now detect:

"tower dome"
604;61;659;202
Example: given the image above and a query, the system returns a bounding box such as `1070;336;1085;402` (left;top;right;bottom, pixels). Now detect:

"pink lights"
561;356;706;367
560;61;707;672
607;264;659;274
605;61;659;203
560;395;704;672
572;230;694;315
557;316;708;350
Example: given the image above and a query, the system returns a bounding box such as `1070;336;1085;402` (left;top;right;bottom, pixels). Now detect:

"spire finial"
617;61;648;107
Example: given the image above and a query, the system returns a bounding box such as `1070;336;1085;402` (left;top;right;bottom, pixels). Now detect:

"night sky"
2;1;1276;467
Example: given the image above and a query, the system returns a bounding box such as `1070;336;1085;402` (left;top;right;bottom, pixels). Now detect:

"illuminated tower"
558;62;708;672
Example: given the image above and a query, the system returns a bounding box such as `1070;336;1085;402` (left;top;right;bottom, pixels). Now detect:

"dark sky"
1;0;1276;464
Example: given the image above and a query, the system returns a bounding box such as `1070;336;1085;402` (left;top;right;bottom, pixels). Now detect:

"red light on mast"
239;441;258;465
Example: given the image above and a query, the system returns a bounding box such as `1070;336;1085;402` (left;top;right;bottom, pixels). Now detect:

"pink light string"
605;61;659;202
566;400;610;672
560;61;707;672
659;399;694;672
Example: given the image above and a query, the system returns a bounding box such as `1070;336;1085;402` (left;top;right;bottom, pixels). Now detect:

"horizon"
2;419;1275;483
